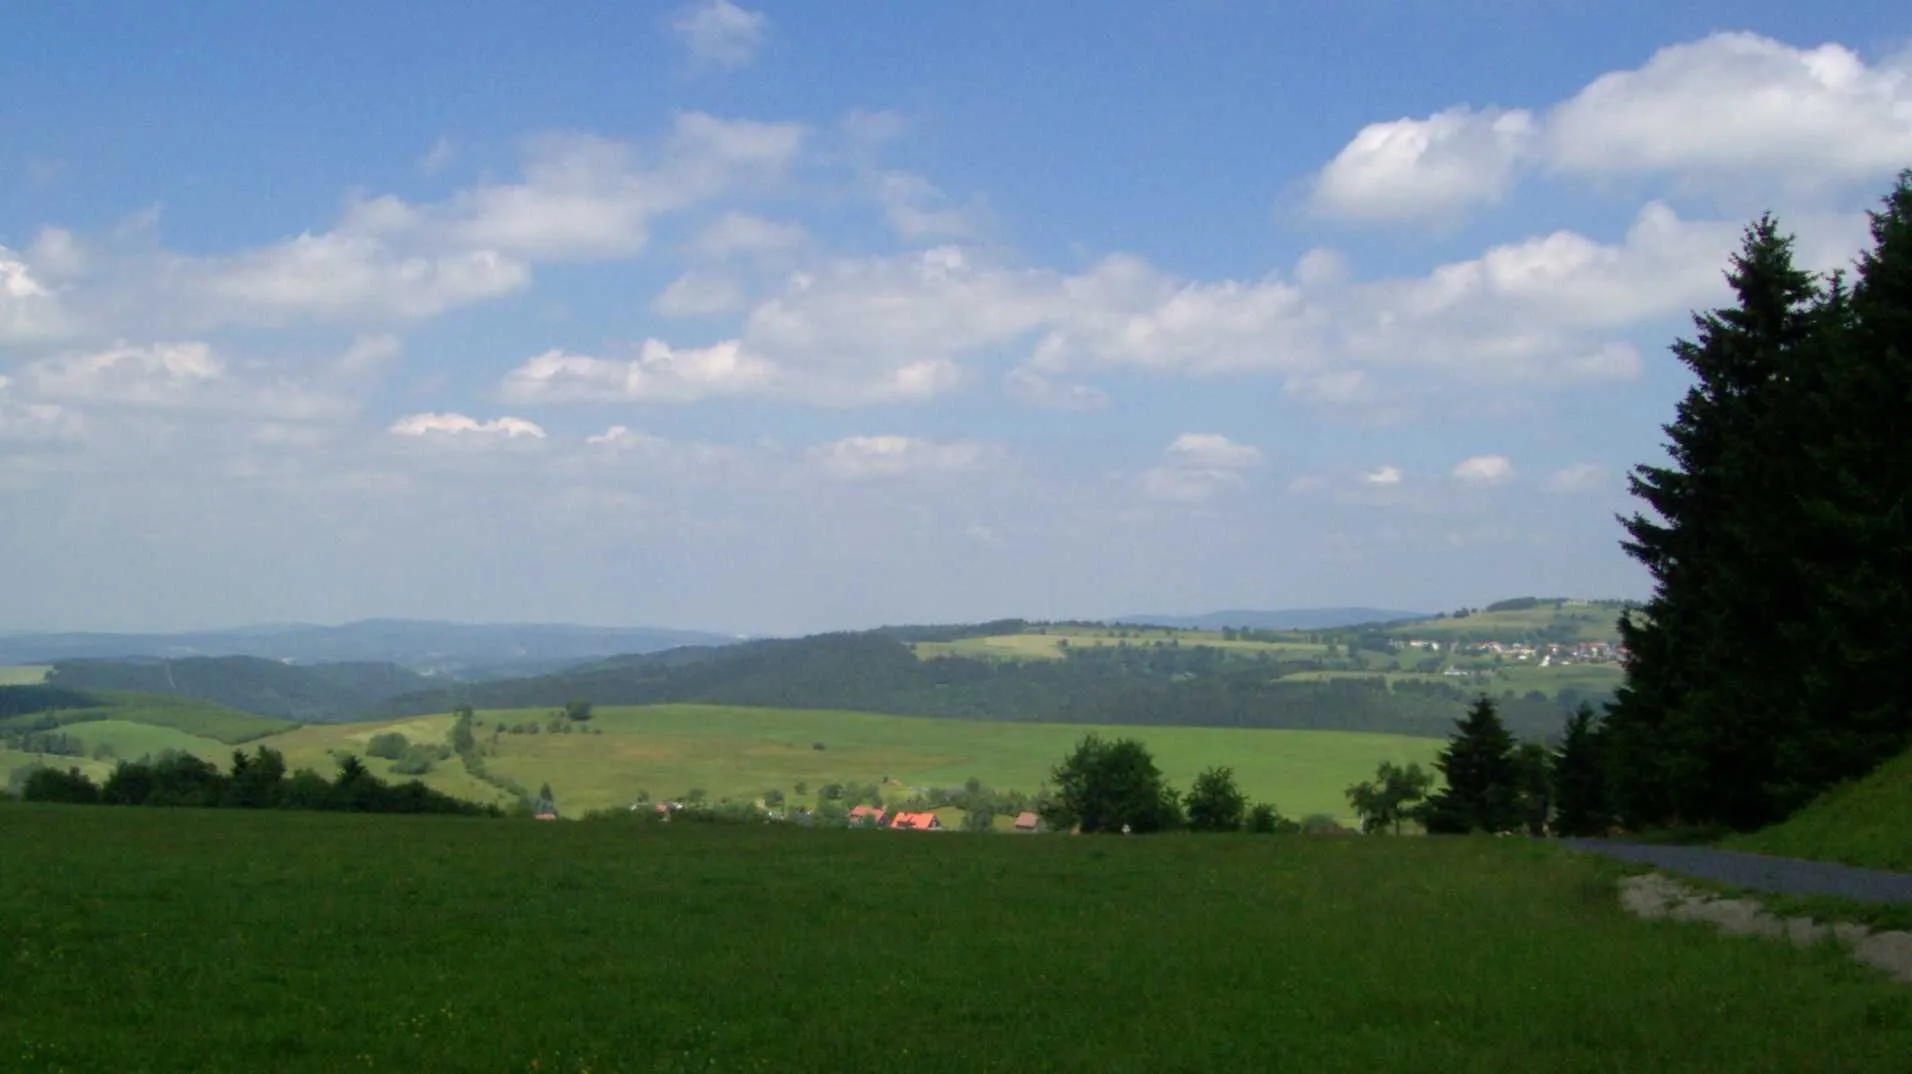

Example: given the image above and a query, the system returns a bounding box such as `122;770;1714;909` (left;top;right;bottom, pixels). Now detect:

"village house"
1013;811;1040;832
848;804;887;827
887;811;943;831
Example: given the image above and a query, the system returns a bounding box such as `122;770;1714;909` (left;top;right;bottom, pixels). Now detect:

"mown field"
4;699;1443;821
455;704;1442;819
2;805;1908;1073
914;629;1332;661
0;665;49;685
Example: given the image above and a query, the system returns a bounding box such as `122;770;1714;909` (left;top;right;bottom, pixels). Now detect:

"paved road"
1562;840;1912;904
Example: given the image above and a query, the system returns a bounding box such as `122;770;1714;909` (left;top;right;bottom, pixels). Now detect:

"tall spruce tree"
1772;172;1912;807
1550;704;1610;837
1421;696;1521;834
1608;215;1823;829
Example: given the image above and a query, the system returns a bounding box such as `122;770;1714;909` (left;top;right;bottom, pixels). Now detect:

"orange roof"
1013;811;1039;829
889;811;941;830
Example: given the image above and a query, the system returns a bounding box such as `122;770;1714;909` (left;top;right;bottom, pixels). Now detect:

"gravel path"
1562;840;1912;904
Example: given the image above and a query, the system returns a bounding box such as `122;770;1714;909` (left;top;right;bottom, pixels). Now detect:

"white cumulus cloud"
671;0;768;69
1312;106;1536;223
810;435;1001;479
691;212;808;258
1547;32;1912;189
653;271;748;316
1;247;69;343
1541;463;1605;493
1310;31;1912;222
1141;434;1263;503
388;412;546;439
500;340;778;405
1452;454;1515;484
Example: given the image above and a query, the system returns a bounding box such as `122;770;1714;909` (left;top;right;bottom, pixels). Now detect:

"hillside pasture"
0;664;49;685
915;629;1333;662
1387;602;1628;644
63;691;296;744
465;703;1439;819
58;719;231;763
4;805;1911;1073
261;714;516;809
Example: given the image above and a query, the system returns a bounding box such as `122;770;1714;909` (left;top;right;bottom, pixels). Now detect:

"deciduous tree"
1038;734;1182;834
1184;766;1248;832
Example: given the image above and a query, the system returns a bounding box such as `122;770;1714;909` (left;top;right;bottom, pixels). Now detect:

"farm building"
888;811;943;831
1013;811;1040;832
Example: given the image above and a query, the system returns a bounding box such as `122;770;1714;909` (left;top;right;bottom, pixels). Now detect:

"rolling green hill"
2;686;293;746
382;622;1614;741
8;695;1441;823
448;703;1443;820
47;656;433;722
1;688;296;794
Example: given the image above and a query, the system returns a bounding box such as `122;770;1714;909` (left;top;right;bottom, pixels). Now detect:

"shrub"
23;766;101;804
365;732;410;760
1299;813;1348;835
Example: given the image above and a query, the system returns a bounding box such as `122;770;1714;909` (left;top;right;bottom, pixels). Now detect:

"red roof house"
888;811;943;831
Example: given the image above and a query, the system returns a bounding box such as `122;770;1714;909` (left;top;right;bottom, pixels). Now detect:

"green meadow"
914;629;1332;661
462;704;1440;819
0;665;50;685
5;700;1443;821
3;804;1909;1073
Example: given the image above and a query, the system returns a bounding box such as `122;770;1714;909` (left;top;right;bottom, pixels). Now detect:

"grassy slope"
3;806;1909;1073
457;703;1441;819
1723;748;1912;872
0;665;50;685
262;713;516;809
57;720;232;761
1;692;297;788
910;617;1625;696
916;630;1331;661
63;691;295;744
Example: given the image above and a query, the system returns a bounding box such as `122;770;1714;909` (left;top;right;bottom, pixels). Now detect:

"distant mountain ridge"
0;619;740;675
1113;608;1432;631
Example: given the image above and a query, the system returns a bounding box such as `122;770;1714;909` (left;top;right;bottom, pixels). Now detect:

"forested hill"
47;657;432;723
379;632;1598;740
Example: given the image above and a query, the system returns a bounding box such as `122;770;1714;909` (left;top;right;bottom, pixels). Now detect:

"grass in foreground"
1722;748;1912;872
3;806;1910;1073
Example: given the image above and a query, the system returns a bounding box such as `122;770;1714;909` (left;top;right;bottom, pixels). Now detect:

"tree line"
10;747;499;816
1330;174;1912;839
382;631;1593;739
1596;173;1912;832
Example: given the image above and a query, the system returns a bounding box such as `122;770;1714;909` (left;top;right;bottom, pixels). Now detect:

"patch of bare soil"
1620;873;1912;983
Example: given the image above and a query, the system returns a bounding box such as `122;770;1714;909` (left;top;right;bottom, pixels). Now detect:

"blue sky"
2;2;1907;634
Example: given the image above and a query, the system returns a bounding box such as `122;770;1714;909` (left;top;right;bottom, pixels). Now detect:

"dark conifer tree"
1550;704;1610;837
1608;216;1822;828
1421;696;1521;834
1772;172;1912;808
